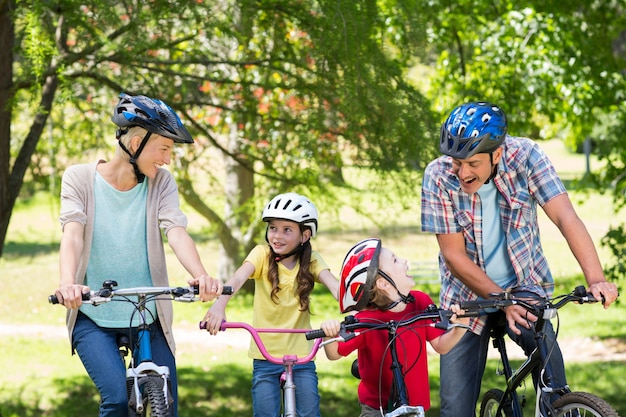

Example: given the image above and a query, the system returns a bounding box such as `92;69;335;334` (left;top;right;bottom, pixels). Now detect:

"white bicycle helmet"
262;192;319;237
339;238;382;313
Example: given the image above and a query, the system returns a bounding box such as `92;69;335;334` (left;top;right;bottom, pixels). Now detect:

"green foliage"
601;224;626;283
425;0;626;140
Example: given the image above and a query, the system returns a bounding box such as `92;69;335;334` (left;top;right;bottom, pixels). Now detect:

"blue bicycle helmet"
439;102;507;159
111;93;193;182
112;92;193;144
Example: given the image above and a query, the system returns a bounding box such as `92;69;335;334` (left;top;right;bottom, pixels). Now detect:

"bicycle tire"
551;391;620;417
128;375;173;417
479;388;514;417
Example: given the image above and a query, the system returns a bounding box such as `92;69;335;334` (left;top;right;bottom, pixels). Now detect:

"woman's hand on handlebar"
189;274;223;302
55;284;90;309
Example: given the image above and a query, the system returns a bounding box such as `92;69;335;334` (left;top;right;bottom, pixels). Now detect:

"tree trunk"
0;4;59;258
0;1;15;257
219;121;255;280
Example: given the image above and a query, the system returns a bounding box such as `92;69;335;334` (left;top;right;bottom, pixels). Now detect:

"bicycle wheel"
128;375;173;417
480;389;514;417
551;391;619;417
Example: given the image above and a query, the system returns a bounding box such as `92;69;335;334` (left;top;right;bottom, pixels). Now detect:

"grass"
1;139;625;416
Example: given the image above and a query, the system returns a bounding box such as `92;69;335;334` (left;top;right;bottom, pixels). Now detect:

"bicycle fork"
281;356;298;417
122;325;172;414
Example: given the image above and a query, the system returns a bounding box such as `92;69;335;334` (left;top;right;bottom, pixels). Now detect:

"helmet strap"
270;244;303;262
376;270;415;311
118;131;152;183
484;152;498;184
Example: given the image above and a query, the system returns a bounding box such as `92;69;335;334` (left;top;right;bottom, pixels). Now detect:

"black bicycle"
459;285;620;417
50;280;232;417
306;305;464;417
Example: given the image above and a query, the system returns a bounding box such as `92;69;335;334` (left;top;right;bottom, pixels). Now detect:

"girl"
202;192;339;417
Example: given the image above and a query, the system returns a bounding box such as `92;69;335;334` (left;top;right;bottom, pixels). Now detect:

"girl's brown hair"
267;227;315;312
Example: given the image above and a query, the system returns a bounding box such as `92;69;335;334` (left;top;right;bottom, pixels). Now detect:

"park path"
2;323;626;363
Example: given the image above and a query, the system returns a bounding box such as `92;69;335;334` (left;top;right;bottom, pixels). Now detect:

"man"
420;101;618;417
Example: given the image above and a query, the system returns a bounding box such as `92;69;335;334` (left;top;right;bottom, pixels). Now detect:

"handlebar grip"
192;285;233;295
48;292;91;305
458;300;487;310
459;299;505;311
458;309;481;318
305;329;326;340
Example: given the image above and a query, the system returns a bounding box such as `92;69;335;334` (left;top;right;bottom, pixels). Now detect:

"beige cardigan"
59;160;188;354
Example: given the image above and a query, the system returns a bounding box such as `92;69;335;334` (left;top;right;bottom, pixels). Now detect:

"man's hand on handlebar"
55;284;90;309
504;304;538;336
587;281;619;309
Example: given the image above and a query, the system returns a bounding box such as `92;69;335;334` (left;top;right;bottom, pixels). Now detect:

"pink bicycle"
199;320;334;417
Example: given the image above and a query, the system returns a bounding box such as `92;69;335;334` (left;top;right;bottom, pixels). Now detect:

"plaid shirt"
420;136;566;334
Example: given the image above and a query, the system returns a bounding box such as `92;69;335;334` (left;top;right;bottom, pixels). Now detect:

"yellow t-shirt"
245;244;330;360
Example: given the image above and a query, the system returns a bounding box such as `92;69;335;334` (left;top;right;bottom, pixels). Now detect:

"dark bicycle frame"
306;304;460;417
459;285;604;417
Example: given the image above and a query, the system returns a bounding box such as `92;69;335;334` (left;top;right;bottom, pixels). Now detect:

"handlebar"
49;280;233;305
305;286;603;341
199;320;324;365
458;286;601;317
305;304;471;341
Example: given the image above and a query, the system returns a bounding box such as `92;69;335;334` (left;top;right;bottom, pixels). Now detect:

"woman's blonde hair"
115;126;150;158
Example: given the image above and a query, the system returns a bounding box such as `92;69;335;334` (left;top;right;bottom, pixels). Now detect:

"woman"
54;92;223;416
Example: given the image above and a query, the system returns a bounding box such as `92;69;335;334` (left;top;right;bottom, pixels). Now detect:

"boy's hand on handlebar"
320;320;341;338
189;274;222;302
449;304;470;327
588;281;619;308
504;304;538;335
55;284;90;309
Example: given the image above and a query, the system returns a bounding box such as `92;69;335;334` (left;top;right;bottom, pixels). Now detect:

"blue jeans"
73;311;178;417
439;310;566;417
252;359;320;417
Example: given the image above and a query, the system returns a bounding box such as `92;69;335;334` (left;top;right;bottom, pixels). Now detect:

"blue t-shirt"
476;181;516;289
81;172;155;328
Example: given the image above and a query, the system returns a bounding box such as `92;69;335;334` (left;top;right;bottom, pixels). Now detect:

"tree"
1;0;438;272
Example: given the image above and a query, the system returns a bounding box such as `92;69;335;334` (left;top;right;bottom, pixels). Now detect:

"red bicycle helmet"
339;238;382;313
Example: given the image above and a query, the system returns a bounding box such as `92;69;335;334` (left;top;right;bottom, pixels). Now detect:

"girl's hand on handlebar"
189;274;222;302
504;304;538;335
55;284;90;309
320;320;341;338
588;281;619;308
201;305;226;336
